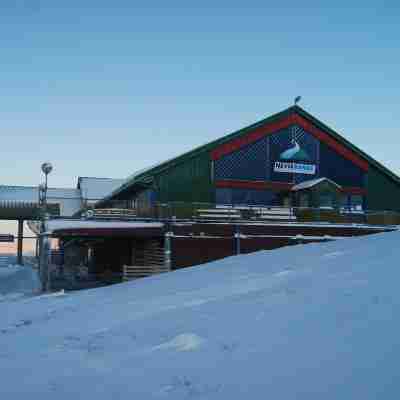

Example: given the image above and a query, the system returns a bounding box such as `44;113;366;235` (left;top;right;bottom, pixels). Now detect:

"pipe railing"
66;200;400;227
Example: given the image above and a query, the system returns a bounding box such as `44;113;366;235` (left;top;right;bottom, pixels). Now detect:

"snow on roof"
0;185;79;202
0;186;82;216
291;177;342;191
77;177;126;201
102;162;169;201
107;154;190;201
45;219;164;233
0;186;37;202
125;165;158;182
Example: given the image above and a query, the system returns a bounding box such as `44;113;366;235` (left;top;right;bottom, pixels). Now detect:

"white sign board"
274;161;316;175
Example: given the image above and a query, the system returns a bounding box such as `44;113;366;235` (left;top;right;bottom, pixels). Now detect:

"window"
215;188;280;206
350;195;363;211
299;193;309;208
319;193;334;209
215;188;232;205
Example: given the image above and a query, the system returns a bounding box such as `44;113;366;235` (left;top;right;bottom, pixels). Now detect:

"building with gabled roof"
77;177;126;204
99;105;400;212
37;106;400;290
0;177;125;219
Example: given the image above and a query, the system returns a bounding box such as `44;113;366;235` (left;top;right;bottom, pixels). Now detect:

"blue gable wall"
319;142;365;187
214;136;269;181
214;124;366;204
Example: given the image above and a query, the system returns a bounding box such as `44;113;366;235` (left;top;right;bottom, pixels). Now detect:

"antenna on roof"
294;96;301;105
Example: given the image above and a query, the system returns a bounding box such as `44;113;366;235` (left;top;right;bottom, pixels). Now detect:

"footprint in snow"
15;319;32;327
157;377;222;397
220;342;238;353
0;318;33;335
152;333;204;352
274;269;293;277
60;331;108;355
323;251;346;259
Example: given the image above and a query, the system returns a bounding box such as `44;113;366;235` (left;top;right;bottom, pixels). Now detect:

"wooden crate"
123;264;169;280
123;239;168;280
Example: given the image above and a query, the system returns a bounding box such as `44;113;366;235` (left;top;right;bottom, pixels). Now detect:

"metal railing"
71;200;400;227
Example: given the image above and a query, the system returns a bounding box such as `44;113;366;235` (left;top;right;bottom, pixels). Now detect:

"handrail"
57;201;400;227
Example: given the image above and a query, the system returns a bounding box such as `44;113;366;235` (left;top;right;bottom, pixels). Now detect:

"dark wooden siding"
367;166;400;212
170;223;393;269
155;151;214;203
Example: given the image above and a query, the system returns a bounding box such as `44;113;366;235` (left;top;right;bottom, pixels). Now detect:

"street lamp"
38;162;53;292
40;162;53;212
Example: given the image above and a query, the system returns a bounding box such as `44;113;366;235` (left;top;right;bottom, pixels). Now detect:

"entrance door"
299;193;309;208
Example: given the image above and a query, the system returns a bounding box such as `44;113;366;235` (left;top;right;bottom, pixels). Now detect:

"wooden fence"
123;239;168;280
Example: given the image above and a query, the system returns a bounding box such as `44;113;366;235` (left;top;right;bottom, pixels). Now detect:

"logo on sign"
274;161;316;175
279;140;310;161
274;139;316;175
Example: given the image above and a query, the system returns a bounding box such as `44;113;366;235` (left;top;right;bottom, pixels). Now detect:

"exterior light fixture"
40;162;53;213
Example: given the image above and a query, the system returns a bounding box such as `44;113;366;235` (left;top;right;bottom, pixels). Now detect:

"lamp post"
39;162;53;292
39;162;53;210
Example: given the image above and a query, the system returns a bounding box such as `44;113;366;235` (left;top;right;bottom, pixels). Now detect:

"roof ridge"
102;105;400;202
103;106;295;202
78;176;124;180
294;107;400;184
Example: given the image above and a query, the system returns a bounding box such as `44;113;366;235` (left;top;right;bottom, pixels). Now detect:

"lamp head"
41;162;53;175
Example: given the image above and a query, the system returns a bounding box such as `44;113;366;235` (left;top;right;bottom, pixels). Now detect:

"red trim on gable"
292;115;369;171
341;186;367;196
210;113;369;172
211;115;296;161
215;179;293;191
216;180;367;196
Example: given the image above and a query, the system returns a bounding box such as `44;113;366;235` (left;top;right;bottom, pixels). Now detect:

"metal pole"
164;229;172;271
35;237;39;260
17;219;24;265
44;173;48;211
39;234;51;292
235;225;241;255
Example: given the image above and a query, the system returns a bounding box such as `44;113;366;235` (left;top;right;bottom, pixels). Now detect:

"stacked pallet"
254;207;297;222
86;208;137;219
195;208;241;220
122;264;169;280
123;240;168;280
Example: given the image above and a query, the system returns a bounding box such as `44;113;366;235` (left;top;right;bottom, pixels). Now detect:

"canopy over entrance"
0;201;59;220
45;219;165;238
0;184;78;266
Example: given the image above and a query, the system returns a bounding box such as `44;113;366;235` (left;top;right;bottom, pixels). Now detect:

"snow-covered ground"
1;231;400;399
0;262;40;302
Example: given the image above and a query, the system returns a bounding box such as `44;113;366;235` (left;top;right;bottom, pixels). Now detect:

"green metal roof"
103;105;400;201
294;107;400;185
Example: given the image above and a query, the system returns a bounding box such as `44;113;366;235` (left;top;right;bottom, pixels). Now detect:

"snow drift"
1;231;400;399
0;264;40;301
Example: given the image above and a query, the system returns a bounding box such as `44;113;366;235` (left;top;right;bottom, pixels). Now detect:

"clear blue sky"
1;0;399;189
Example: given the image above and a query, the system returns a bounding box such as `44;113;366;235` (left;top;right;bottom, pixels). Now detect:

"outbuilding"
291;177;342;209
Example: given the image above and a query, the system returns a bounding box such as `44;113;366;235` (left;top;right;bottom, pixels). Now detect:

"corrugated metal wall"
367;166;400;211
154;151;214;203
